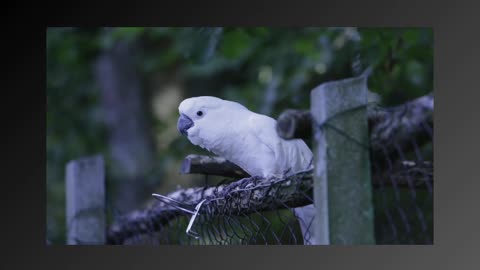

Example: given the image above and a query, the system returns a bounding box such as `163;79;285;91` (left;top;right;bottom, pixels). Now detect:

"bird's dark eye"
196;111;203;116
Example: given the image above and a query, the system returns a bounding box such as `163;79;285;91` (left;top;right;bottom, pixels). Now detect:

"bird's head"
177;96;247;148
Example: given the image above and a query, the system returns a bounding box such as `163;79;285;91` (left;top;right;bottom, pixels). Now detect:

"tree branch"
275;109;313;141
276;93;434;156
368;93;433;156
107;170;312;244
180;154;249;178
107;160;432;244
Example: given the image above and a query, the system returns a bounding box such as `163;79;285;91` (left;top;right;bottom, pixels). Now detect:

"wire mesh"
107;169;314;245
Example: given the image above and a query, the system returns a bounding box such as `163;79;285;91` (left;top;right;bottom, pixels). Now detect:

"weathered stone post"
66;155;106;245
311;75;375;244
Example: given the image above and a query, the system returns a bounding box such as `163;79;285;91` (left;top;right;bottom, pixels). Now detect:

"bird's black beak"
177;113;194;136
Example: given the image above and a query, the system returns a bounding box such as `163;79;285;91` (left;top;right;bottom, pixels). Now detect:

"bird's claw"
223;175;261;195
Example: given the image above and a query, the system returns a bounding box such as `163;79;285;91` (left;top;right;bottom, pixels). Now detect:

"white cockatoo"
177;96;317;244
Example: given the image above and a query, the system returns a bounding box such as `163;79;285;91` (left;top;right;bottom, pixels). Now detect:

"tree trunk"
94;39;156;213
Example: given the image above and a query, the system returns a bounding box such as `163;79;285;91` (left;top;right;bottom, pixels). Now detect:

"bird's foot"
223;175;262;195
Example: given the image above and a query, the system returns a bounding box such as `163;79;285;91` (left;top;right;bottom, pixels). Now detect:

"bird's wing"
247;113;279;152
248;112;313;175
246;113;284;173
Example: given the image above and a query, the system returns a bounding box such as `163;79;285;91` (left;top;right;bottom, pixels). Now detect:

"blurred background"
47;27;433;244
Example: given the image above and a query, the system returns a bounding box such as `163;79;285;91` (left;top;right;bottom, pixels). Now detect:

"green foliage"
358;28;433;105
47;27;433;244
47;28;107;243
220;28;252;59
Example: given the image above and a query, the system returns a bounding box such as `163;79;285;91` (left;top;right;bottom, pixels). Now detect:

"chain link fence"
370;100;433;244
107;168;314;245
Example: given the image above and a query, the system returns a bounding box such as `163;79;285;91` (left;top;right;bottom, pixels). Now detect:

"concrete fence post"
66;155;106;245
310;75;375;244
